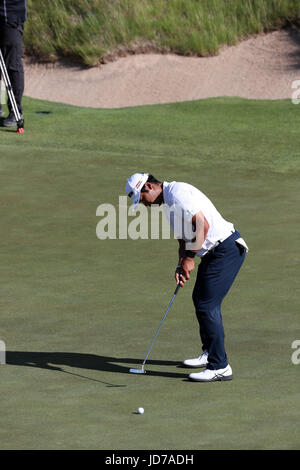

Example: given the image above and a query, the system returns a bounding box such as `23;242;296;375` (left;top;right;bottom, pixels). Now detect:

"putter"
0;48;24;133
129;283;181;374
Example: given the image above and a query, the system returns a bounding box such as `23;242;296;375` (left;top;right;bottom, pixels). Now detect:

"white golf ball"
137;407;144;414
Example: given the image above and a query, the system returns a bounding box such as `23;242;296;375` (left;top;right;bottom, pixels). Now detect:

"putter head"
129;368;146;374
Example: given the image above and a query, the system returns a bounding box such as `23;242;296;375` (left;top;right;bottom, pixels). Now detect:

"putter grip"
174;284;181;295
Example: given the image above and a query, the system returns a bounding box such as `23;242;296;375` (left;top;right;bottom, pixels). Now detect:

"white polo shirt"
162;181;234;257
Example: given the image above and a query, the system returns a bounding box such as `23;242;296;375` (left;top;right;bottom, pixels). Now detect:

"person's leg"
193;256;228;369
192;232;246;370
0;86;3;115
0;21;24;116
0;22;4;116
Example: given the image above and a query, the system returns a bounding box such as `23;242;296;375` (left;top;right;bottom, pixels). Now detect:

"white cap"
126;173;149;209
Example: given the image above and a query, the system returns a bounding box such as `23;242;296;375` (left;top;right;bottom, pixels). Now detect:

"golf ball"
137;407;144;414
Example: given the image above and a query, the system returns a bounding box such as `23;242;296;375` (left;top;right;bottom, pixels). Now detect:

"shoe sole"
189;374;233;382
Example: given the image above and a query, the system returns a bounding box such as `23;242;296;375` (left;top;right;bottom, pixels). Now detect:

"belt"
207;230;235;254
218;230;235;245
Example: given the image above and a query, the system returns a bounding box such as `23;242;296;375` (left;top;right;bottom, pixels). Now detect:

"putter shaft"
130;284;180;374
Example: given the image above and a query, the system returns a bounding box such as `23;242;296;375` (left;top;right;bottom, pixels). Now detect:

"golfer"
0;0;27;126
126;173;248;382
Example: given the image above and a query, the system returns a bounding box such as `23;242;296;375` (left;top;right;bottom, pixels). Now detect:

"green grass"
0;96;300;449
24;0;300;65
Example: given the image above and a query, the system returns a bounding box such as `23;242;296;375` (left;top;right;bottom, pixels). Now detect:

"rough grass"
24;0;300;65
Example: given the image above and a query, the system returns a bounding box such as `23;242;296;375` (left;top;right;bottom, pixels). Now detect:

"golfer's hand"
175;258;194;286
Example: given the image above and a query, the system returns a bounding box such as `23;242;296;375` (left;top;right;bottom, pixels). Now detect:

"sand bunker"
23;29;300;108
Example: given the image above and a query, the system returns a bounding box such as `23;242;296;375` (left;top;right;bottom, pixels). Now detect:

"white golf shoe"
182;350;208;368
189;364;233;382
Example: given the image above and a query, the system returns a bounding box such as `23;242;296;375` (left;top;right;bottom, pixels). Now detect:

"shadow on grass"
6;351;187;384
0;127;18;133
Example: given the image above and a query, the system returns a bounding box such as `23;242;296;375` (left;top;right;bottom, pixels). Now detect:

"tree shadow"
6;351;187;385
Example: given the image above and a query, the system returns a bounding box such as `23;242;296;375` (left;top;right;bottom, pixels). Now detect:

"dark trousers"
0;20;24;113
192;230;246;370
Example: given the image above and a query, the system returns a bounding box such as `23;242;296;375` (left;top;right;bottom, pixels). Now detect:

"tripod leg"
0;48;24;132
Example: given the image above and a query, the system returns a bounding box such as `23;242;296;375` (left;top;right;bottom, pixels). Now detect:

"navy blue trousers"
0;20;25;113
192;230;246;370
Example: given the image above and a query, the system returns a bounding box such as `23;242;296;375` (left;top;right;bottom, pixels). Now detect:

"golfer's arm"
177;211;209;259
176;239;185;263
185;211;210;254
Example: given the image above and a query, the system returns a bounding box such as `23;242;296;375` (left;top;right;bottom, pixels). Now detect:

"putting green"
0;97;299;449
